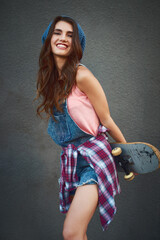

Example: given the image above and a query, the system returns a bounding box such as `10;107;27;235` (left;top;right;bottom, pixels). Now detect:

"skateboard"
110;142;160;181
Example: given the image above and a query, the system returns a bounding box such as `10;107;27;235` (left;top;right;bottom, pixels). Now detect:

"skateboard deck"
110;142;160;181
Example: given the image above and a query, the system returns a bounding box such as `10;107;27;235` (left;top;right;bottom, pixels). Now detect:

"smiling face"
51;21;73;58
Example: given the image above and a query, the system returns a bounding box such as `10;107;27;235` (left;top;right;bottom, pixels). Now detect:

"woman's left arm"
76;67;127;143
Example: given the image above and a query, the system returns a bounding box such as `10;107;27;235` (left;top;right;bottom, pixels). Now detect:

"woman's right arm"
76;66;127;143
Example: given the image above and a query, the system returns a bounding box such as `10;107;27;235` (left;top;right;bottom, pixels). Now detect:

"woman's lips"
56;43;68;49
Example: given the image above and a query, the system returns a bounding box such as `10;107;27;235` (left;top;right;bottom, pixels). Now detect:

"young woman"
36;15;126;240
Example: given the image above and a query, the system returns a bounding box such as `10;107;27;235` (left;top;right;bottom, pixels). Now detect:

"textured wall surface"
0;0;160;239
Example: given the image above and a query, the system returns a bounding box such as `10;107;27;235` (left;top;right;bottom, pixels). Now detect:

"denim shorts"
70;154;98;195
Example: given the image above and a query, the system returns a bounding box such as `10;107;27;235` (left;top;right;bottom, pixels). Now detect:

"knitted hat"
41;16;86;54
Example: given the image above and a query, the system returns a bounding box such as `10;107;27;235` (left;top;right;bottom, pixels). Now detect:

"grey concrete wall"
0;0;160;239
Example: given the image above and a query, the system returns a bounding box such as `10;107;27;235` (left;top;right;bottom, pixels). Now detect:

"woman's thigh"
64;184;99;234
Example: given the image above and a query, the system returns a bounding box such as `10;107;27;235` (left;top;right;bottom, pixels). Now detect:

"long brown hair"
35;16;83;120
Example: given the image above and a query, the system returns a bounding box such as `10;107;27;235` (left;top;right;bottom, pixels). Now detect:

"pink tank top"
67;85;100;136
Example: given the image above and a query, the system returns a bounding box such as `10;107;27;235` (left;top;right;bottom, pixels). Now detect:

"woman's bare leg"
62;184;98;240
84;233;87;240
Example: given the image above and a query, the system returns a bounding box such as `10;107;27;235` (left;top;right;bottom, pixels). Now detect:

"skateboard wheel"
112;147;122;156
124;172;135;181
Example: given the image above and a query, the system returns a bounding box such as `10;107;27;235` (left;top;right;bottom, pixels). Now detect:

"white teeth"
57;44;67;49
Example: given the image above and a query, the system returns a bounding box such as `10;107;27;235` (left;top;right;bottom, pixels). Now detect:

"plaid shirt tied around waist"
59;125;121;231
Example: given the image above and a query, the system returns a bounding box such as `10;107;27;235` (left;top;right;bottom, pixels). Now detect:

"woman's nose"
60;33;67;41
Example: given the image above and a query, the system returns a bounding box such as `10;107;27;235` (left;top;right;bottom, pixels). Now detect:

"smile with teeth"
56;43;68;50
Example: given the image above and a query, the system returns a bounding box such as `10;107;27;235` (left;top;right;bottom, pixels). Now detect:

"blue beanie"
41;16;86;54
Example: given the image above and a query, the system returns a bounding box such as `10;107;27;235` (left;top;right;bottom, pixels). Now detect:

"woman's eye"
54;32;60;35
53;32;72;37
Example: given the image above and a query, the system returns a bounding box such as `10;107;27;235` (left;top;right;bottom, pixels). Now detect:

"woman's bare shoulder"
76;64;95;85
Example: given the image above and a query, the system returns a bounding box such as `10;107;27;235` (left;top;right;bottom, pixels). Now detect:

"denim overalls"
48;99;121;231
48;99;98;185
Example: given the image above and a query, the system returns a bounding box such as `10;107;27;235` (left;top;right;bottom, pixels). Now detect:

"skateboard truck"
112;147;135;181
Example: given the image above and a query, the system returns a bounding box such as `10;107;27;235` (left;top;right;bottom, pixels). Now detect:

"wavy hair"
35;16;83;120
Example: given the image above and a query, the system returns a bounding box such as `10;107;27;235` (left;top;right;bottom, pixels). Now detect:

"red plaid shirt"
59;126;121;231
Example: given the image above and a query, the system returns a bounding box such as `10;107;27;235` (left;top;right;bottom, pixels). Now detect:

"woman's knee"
62;225;82;240
63;220;85;240
62;227;74;240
